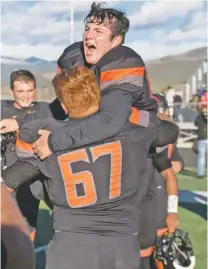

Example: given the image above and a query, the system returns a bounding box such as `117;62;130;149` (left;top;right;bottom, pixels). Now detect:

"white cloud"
1;1;120;43
185;10;207;30
1;0;207;62
166;28;206;42
149;9;207;43
127;40;207;61
27;0;121;15
129;0;204;26
1;42;66;61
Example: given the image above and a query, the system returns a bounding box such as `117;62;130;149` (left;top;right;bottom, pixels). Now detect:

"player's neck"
13;102;32;110
70;105;99;119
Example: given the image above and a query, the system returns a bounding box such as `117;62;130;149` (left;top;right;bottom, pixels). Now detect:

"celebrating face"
11;81;36;109
83;18;122;65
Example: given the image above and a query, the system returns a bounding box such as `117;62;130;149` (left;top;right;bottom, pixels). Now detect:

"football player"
1;70;54;241
140;94;183;269
2;66;179;269
153;94;183;235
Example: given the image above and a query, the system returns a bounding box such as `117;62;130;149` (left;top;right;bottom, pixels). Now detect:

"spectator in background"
195;92;208;178
192;89;200;104
173;89;183;121
166;85;176;118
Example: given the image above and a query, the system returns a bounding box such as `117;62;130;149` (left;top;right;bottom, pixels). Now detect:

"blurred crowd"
158;85;207;123
156;88;207;177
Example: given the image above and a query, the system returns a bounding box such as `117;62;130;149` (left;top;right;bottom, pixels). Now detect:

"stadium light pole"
70;0;74;44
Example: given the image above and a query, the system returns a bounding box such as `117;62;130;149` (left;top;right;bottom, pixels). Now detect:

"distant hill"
146;47;207;92
1;55;57;100
1;47;207;99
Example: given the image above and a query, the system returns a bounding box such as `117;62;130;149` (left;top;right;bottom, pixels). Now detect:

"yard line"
35;244;48;253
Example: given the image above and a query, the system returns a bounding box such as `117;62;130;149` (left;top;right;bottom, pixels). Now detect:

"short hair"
52;66;100;117
84;2;129;43
10;70;36;89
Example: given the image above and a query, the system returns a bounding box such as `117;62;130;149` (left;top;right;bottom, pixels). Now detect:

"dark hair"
10;70;36;89
84;2;129;43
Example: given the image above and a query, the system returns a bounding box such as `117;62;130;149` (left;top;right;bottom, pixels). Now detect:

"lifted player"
1;2;157;161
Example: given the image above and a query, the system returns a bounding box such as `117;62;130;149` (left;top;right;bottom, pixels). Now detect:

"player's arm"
0;102;56;134
1;178;35;269
171;146;184;174
48;89;133;152
153;152;179;233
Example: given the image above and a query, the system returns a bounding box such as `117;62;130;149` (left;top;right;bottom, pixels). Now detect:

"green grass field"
34;168;207;269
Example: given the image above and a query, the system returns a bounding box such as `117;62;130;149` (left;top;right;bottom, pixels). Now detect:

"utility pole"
70;0;74;44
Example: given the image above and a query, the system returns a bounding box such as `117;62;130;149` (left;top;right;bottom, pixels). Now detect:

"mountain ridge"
1;46;207;99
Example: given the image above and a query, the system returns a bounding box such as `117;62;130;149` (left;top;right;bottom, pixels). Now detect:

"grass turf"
34;168;207;269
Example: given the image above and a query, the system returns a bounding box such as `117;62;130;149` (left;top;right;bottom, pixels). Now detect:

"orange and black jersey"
39;41;157;153
1;100;53;120
1;100;54;167
16;110;179;236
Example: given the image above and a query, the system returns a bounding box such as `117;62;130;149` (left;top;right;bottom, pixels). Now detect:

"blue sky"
1;0;207;61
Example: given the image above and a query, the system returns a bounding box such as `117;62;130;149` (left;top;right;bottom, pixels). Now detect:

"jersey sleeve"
19;118;64;143
97;46;158;113
153;151;172;172
48;89;133;152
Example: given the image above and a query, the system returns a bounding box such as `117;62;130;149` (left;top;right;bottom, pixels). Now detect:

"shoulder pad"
96;45;145;72
129;107;149;127
57;41;86;70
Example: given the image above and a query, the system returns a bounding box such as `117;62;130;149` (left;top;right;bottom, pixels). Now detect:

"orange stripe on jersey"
100;67;145;83
16;138;33;152
129;107;141;125
168;144;174;159
140;245;155;257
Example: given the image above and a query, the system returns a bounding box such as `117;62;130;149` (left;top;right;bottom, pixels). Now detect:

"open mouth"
85;43;96;55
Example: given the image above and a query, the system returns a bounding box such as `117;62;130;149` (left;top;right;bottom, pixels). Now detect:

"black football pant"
140;196;157;269
2;161;44;240
13;182;40;240
46;231;140;269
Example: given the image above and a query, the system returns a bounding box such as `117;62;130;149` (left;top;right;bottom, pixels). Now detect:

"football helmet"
1;132;16;158
154;229;195;269
152;93;168;113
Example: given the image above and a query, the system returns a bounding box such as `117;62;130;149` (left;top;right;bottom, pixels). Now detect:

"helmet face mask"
1;132;16;158
154;229;195;269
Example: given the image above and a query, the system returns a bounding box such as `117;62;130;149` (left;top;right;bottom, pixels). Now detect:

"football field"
34;168;207;269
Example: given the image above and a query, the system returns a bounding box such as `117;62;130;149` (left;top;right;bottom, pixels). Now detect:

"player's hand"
0;119;19;133
165;213;179;233
32;129;52;160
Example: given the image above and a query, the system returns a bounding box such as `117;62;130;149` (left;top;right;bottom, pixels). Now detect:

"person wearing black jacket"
195;93;207;177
